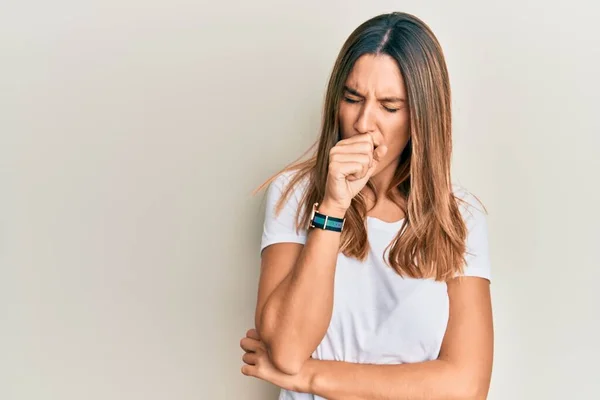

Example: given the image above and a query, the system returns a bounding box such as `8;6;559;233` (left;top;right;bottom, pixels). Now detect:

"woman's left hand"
240;328;310;393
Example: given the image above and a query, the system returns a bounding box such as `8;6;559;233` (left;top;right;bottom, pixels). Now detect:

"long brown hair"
253;12;482;281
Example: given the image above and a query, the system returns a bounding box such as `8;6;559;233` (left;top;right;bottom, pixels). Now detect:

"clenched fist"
320;133;388;217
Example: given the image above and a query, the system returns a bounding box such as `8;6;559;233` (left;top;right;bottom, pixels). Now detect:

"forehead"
345;54;405;95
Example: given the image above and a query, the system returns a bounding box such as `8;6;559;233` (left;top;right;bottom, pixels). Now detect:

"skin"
334;53;411;222
241;54;493;399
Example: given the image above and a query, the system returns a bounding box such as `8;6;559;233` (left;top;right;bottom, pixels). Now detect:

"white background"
1;0;599;399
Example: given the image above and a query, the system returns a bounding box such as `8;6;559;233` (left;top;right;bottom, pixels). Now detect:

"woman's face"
338;54;410;175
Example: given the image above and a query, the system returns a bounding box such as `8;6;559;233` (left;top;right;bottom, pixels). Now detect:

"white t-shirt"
260;170;491;400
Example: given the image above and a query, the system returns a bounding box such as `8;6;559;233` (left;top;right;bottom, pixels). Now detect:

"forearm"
303;358;484;400
259;202;345;374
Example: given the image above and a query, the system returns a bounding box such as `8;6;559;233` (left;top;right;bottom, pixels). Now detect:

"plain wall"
1;1;599;399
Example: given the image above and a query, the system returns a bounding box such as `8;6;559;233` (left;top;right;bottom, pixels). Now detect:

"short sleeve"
259;171;308;255
454;187;492;281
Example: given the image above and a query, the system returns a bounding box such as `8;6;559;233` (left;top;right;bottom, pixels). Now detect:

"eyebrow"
343;86;406;102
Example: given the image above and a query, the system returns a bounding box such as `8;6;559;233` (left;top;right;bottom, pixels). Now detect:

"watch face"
308;203;317;229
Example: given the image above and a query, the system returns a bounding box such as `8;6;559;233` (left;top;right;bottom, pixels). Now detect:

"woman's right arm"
255;200;346;376
255;133;386;375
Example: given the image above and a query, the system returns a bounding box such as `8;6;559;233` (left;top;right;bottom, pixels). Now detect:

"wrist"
295;358;319;394
318;200;348;219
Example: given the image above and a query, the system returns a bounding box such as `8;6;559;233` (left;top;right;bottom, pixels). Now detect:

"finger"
330;161;368;181
362;161;378;181
241;365;256;377
240;337;265;352
246;329;260;340
370;132;385;148
337;141;373;154
242;352;259;365
373;144;388;161
330;141;374;161
329;153;372;168
336;132;374;148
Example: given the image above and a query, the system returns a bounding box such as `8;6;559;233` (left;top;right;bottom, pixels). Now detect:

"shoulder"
451;183;492;279
451;183;487;225
274;168;310;186
269;168;311;198
264;168;312;220
260;169;311;253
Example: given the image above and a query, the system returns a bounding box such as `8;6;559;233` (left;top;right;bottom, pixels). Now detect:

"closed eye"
344;97;399;113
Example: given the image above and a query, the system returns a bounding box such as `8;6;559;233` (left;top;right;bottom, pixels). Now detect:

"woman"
240;11;493;400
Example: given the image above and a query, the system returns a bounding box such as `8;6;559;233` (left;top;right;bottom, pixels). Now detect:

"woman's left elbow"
461;381;489;400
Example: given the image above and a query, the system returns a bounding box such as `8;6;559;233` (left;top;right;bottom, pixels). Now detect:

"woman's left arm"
304;276;494;400
241;276;493;400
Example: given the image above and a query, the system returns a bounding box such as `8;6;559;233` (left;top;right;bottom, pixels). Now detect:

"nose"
353;101;376;135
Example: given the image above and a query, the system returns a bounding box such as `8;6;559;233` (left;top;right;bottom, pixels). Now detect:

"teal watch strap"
308;202;345;232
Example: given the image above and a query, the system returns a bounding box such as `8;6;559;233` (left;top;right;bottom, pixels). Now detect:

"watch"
308;202;345;232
